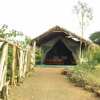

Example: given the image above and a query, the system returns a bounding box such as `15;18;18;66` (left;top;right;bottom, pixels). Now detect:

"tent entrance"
44;40;76;65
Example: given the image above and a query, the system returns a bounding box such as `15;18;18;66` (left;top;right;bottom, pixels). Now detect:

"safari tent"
31;26;89;65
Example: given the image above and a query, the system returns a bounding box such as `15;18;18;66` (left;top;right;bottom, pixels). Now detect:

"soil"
8;67;99;100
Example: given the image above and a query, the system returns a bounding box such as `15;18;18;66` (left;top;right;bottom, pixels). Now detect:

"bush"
68;46;100;88
35;48;42;64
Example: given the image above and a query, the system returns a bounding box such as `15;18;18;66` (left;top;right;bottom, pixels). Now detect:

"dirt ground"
8;67;99;100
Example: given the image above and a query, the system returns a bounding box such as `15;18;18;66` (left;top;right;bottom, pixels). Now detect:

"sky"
0;0;100;39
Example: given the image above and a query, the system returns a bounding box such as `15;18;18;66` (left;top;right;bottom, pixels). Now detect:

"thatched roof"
31;26;90;46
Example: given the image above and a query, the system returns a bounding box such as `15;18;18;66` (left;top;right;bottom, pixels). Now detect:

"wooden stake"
11;45;16;85
33;41;36;66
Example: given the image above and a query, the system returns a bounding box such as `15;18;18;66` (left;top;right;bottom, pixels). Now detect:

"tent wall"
41;36;80;65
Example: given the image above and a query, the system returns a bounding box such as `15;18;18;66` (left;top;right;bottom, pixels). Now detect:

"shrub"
68;46;100;87
35;48;42;64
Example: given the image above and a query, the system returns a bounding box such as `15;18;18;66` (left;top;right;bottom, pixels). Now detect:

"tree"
89;31;100;45
0;24;23;40
0;24;31;81
0;24;8;38
0;24;31;48
20;36;32;48
73;1;93;63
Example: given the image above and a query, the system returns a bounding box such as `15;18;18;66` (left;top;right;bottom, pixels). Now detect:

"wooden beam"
0;37;28;51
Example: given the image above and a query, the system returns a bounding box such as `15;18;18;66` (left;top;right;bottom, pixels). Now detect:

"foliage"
0;24;23;40
0;24;31;48
7;47;13;80
35;48;42;64
82;48;98;69
92;48;100;64
20;36;32;48
0;24;31;80
89;31;100;45
72;47;100;85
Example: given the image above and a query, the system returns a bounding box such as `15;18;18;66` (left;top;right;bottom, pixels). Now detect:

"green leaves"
36;47;42;64
90;32;100;45
20;36;31;48
0;24;31;48
0;24;8;38
73;46;100;83
0;24;23;39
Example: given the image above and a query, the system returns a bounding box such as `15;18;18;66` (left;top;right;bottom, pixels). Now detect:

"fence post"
18;50;24;82
33;41;36;66
26;45;32;71
23;50;28;78
0;42;8;100
11;45;16;85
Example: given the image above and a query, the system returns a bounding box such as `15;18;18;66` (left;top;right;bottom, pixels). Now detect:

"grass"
64;64;100;88
86;64;100;85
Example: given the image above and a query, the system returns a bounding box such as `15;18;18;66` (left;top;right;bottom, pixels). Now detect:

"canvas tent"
31;26;89;65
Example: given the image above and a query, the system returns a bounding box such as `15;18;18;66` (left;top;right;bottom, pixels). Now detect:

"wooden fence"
0;38;34;100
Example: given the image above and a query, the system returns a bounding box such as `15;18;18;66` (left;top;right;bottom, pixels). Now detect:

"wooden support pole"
0;43;8;86
11;45;16;85
30;47;33;69
33;41;36;66
0;43;8;100
27;45;31;71
23;50;28;78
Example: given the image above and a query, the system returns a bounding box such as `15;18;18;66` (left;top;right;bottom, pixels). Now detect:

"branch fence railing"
0;38;34;100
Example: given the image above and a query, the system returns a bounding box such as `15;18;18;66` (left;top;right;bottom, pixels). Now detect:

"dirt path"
8;67;99;100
